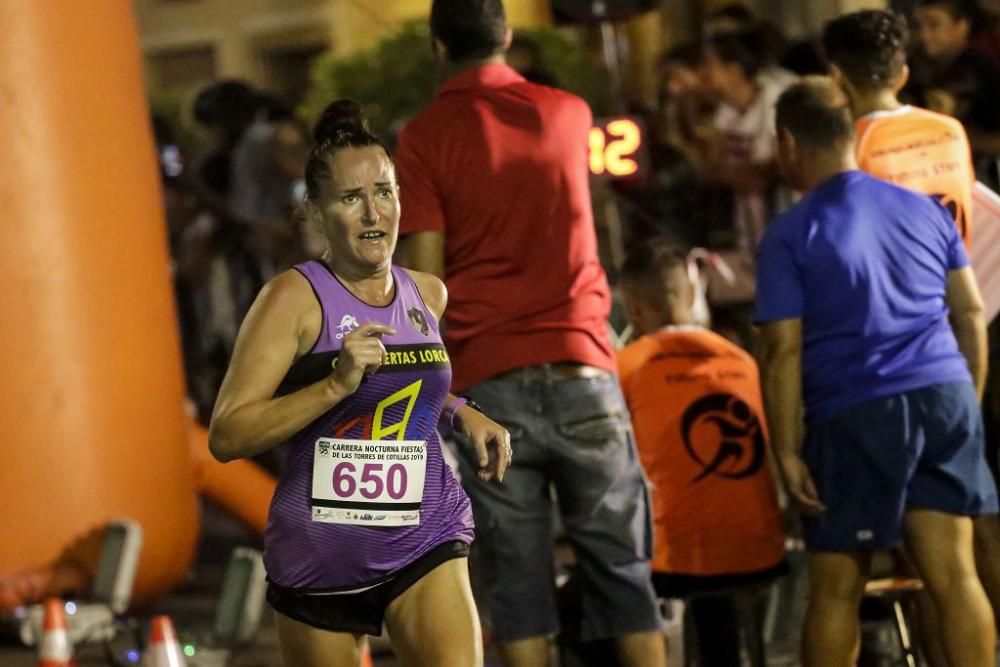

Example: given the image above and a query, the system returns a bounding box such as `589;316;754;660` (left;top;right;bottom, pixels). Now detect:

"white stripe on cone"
38;598;73;666
143;616;187;667
143;643;187;667
38;630;72;662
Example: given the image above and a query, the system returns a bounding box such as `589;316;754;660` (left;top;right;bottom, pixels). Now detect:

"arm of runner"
759;318;823;515
208;271;396;462
946;266;988;400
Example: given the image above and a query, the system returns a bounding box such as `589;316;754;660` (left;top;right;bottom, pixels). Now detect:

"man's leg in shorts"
905;510;995;666
802;551;871;667
455;377;558;667
274;612;365;667
922;514;1000;666
548;374;666;667
905;381;999;665
384;557;483;667
799;395;913;667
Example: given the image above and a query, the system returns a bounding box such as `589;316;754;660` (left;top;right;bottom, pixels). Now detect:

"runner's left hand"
456;407;511;482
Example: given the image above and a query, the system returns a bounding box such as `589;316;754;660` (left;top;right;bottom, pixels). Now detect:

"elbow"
961;301;987;320
759;341;798;369
951;303;987;331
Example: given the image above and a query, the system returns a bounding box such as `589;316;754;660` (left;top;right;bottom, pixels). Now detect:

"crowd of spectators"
155;1;1000;423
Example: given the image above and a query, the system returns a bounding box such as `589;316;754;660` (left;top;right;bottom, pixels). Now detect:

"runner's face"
320;146;400;271
916;6;969;59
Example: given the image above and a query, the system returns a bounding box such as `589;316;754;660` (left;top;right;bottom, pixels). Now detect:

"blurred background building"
137;0;888;115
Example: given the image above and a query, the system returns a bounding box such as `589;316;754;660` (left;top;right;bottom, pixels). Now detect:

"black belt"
492;363;611;383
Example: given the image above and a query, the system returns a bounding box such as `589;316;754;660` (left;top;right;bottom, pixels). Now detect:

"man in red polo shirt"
394;2;665;665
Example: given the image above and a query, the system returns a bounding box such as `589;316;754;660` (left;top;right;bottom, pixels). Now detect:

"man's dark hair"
192;80;255;130
621;238;688;287
776;76;855;151
823;10;908;91
705;30;766;79
430;0;508;63
917;0;978;22
707;3;756;28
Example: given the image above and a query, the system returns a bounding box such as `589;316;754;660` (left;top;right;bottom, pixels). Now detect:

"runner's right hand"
330;323;396;394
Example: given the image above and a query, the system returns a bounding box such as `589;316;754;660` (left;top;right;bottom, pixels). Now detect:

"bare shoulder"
403;268;447;320
261;268;315;307
248;268;322;353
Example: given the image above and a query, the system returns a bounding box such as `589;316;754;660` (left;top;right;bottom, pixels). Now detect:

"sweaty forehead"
328;147;395;191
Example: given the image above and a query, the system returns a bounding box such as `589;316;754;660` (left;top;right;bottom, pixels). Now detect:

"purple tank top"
264;261;473;590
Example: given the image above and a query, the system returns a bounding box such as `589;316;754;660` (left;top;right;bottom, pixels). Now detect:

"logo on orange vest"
680;393;764;482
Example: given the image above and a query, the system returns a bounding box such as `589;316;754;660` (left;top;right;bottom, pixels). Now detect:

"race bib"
311;438;426;526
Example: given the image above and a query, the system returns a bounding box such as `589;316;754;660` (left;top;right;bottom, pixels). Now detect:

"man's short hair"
430;0;508;63
823;10;908;91
917;0;977;22
707;3;756;28
621;238;688;289
705;30;766;80
776;76;855;151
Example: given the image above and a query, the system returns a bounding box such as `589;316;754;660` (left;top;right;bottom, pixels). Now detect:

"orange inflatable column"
0;2;198;603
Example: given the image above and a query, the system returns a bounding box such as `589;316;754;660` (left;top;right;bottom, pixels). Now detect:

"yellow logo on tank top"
372;380;423;441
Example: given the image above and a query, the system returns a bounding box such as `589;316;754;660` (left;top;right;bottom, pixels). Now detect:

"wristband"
442;396;469;429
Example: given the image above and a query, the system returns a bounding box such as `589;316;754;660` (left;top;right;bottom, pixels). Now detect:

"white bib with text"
311;438;426;526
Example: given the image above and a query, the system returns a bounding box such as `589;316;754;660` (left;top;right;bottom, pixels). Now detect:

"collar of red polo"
438;63;526;96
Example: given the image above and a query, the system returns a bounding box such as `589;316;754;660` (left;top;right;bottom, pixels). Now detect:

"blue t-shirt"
755;170;971;422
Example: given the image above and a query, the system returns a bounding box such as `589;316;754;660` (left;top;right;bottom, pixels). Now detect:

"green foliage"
514;26;611;115
302;21;609;142
303;22;438;141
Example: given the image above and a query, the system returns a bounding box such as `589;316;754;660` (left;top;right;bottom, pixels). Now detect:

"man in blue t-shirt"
756;77;997;667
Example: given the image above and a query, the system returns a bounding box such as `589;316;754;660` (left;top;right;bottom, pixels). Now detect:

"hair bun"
313;99;370;143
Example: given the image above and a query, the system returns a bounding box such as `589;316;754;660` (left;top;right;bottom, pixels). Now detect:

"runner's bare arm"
396;231;445;279
208;271;393;462
946;266;988;400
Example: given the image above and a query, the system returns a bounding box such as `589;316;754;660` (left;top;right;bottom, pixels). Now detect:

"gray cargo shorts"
454;365;660;643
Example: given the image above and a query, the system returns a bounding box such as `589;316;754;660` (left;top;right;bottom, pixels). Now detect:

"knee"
808;566;866;604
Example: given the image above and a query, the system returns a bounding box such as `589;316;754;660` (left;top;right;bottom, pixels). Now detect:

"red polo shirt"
396;64;614;391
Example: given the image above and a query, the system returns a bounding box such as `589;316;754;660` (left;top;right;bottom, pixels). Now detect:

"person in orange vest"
824;9;976;248
617;239;786;666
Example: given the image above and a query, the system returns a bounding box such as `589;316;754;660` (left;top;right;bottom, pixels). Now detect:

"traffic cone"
361;640;374;667
143;615;187;666
37;598;73;667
